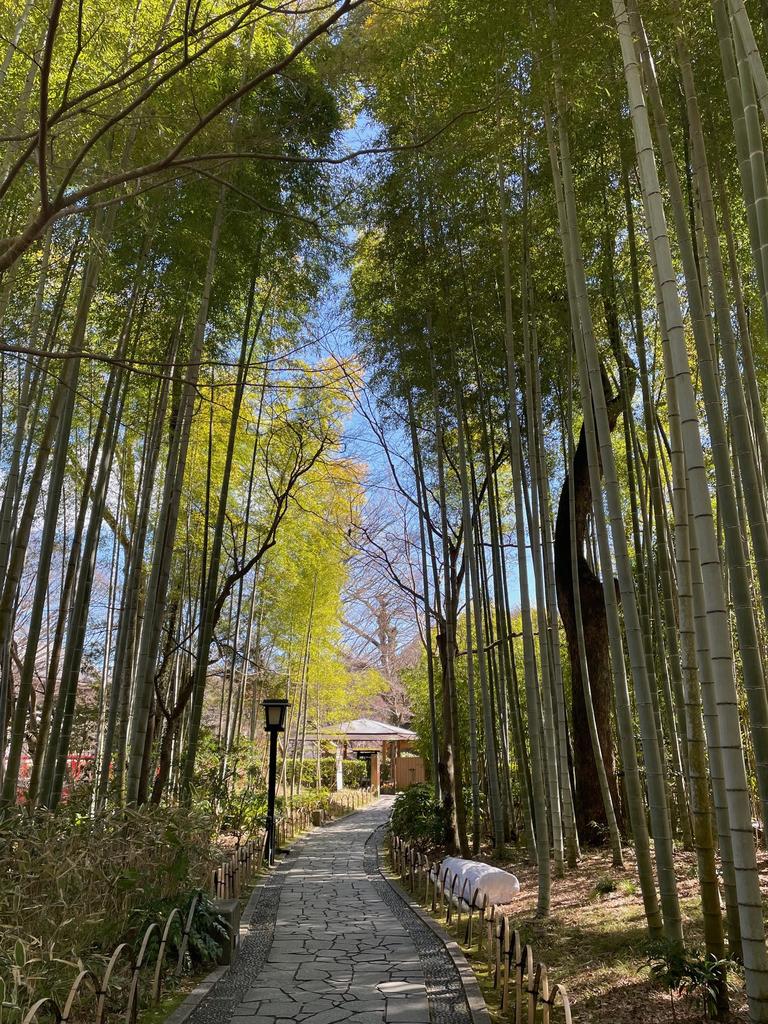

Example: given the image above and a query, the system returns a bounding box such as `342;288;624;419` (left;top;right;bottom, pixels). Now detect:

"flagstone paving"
184;797;473;1024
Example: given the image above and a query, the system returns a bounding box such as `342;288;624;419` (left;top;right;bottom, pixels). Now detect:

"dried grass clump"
0;804;217;1016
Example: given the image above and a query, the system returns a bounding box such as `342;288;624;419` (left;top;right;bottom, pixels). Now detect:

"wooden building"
324;718;423;795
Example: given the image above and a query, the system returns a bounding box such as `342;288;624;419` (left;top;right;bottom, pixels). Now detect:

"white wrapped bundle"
438;856;521;907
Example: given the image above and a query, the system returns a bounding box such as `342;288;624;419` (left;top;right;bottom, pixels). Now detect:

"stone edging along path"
363;827;490;1024
166;799;490;1024
362;819;493;1024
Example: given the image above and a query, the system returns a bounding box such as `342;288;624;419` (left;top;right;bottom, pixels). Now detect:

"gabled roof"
324;718;417;741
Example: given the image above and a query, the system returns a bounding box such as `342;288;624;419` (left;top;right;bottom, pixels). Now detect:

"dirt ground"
462;845;760;1023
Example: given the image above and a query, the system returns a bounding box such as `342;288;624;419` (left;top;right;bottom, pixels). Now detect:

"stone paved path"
185;798;474;1024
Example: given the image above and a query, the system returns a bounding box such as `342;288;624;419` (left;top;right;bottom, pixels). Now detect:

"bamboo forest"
9;0;768;1021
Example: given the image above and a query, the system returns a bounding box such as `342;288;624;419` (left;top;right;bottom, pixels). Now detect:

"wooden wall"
393;756;425;790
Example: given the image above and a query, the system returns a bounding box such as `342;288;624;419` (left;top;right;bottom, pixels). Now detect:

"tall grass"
0;804;217;1018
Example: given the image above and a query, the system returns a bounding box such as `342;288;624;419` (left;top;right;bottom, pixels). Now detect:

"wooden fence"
329;789;371;817
19;895;200;1024
390;836;572;1023
393;756;425;790
19;792;374;1024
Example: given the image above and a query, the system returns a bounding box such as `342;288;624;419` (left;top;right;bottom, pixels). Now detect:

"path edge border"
163;966;228;1024
375;843;492;1024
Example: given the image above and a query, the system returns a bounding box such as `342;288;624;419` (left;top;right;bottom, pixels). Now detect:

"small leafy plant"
593;875;617;896
184;893;228;969
131;891;227;972
644;938;736;1020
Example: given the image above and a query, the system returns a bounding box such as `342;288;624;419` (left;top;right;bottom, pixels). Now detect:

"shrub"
131;889;227;971
288;788;333;811
342;759;370;789
390;784;445;851
593;875;617;896
213;785;268;842
298;757;338;789
298;757;369;790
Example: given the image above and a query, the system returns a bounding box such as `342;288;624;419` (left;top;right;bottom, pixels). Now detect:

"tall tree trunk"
126;192;225;804
498;149;552;913
554;401;623;845
544;93;664;937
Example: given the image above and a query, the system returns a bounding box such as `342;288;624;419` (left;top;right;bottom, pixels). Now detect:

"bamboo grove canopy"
7;0;768;1019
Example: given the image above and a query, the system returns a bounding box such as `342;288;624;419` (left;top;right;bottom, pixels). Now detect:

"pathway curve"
185;797;472;1024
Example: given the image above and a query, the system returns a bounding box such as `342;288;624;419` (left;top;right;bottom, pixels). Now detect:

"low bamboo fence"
390;835;572;1024
329;788;371;817
20;896;200;1024
210;805;312;899
20;792;374;1024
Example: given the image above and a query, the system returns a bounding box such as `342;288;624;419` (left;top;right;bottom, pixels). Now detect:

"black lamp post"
262;698;289;866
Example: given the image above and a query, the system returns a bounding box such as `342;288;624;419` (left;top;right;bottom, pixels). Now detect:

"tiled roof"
324;717;417;740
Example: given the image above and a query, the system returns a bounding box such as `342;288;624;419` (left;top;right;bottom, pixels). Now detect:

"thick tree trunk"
554;411;622;844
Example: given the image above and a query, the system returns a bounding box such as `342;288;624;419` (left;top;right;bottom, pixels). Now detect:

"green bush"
288;788;333;811
593;875;617;896
342;759;370;789
390;784;445;851
132;889;227;971
214;786;268;841
299;757;369;790
298;757;338;789
644;938;736;1019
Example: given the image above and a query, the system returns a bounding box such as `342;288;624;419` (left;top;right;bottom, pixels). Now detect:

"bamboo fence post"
501;917;511;1011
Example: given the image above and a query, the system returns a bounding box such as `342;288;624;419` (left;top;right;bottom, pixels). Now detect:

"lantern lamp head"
262;698;290;733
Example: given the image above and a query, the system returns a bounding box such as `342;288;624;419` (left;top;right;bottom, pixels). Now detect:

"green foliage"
593;875;617;896
298;758;370;790
131;890;226;972
182;893;229;969
213;786;269;844
0;805;217;1017
389;785;446;852
342;759;370;790
644;939;736;1019
286;788;333;812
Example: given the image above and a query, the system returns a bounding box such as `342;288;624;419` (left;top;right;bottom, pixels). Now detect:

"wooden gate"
393;755;425;789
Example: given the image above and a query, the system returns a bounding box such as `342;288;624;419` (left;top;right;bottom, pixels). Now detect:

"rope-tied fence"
20;792;374;1024
390;836;572;1024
